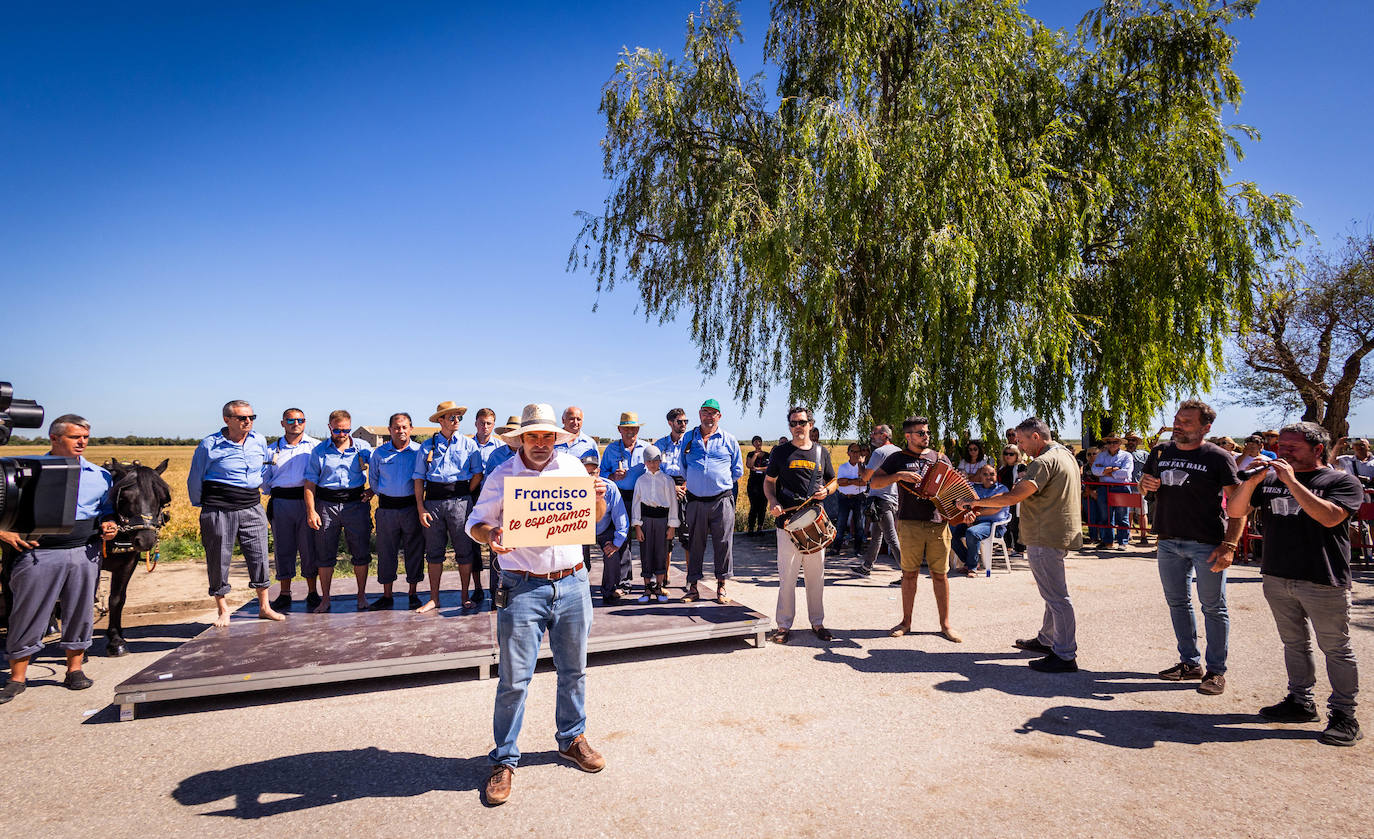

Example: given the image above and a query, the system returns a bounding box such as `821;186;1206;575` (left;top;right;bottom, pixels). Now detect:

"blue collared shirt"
262;434;320;493
971;482;1013;525
484;445;517;476
472;436;505;474
600;438;648;494
555;432;598;462
187;429;270;506
369;440;421;497
305;437;372;490
412;431;481;483
75;456;114;520
654;433;688;480
1091;450;1134;485
682;426;744;496
596;482;629;548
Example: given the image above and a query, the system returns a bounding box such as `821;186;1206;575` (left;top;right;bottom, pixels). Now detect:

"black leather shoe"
270;593;292;612
1028;654;1078;673
305;592;322;610
367;596;394;611
63;671;94;690
1014;637;1053;654
0;681;26;704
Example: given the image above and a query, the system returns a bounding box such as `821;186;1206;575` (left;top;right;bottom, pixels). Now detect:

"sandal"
768;628;789;644
716;584;729;604
811;625;834;642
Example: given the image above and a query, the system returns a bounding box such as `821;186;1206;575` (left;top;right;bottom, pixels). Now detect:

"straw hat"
428;401;468;424
617;411;641;427
494;415;521;435
499;403;576;447
1101;433;1122;443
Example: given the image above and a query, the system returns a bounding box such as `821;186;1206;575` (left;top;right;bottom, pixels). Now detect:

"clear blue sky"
2;1;1369;442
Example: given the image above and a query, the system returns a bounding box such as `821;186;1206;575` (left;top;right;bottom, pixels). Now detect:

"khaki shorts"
897;519;952;575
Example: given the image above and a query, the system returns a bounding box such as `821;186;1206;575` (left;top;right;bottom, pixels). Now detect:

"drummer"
763;407;838;644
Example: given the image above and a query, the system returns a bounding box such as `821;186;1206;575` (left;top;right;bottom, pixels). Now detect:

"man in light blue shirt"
304;408;373;612
261;407;320;612
0;414;116;703
1090;435;1135;549
681;398;744;602
583;454;630;604
469;408;505;603
599;411;647;599
369;412;424;610
556;406;599;461
412;401;483;613
654;407;693;566
187;400;283;626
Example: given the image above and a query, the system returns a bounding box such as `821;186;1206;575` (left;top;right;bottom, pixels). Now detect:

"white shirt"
1339;453;1374;483
466;450;590;573
631;469;680;526
837;462;866;495
865;443;901;500
957;457;992;478
262;434;320;492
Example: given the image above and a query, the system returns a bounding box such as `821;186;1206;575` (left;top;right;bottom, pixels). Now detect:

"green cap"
700;398;722;411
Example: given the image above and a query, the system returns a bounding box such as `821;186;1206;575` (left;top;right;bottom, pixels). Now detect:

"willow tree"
572;0;1300;438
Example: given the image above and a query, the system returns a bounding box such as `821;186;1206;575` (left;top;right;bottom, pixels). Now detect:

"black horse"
101;458;172;657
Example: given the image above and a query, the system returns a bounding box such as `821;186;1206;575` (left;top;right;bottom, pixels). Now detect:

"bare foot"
356;596;368;610
940;627;964;643
416;600;438;614
312;600;332;613
888;623;911;638
213;611;231;628
258;608;287;622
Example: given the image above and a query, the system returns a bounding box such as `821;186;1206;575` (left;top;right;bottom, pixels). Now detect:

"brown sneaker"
1198;672;1227;695
484;765;513;806
1158;662;1204;681
558;734;606;773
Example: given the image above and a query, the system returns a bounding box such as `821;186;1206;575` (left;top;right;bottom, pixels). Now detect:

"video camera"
0;382;80;535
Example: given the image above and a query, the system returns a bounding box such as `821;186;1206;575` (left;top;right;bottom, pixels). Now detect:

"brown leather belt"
507;561;585;581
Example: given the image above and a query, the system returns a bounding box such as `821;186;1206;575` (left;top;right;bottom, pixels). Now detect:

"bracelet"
1220;541;1239;551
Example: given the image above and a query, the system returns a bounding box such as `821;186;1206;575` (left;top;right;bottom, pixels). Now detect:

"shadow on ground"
1017;705;1317;749
172;746;566;817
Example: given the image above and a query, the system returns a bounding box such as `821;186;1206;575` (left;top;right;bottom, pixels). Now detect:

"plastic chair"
980;529;1013;574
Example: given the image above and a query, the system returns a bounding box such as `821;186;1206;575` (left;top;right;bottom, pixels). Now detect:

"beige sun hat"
428;401;468;424
499;404;576;446
617;411;641;427
494;415;521;435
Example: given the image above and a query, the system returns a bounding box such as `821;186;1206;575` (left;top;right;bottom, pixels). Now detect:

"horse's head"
104;458;173;553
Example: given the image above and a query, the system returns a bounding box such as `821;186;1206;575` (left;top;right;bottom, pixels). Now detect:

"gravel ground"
3;538;1371;839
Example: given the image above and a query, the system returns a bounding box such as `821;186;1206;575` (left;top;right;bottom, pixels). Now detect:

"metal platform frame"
113;580;767;721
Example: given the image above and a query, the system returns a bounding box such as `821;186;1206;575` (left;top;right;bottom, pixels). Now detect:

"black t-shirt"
1252;468;1364;587
1143;442;1240;544
879;448;950;522
765;441;835;527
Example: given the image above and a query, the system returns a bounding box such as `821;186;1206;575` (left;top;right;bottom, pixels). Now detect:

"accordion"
904;460;977;521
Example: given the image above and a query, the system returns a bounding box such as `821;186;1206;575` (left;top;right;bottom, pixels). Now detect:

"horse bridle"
106;474;172;571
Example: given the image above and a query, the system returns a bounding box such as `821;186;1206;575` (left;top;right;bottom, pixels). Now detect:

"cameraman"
1;414;116;704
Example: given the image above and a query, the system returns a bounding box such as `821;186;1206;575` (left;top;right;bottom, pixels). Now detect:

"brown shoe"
1198;672;1227;695
558;734;606;773
484;765;513;806
682;585;700;602
1158;662;1204;681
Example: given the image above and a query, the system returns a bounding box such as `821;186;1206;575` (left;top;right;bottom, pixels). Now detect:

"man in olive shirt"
963;416;1083;672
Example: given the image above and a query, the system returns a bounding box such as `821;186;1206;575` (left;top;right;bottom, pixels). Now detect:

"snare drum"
782;505;837;555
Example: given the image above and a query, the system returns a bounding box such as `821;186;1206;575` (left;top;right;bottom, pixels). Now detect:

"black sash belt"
270;486;305;500
201;480;262;511
424;481;464;501
316;486;364;504
377;493;416;510
687;489;731;503
641;505;669;519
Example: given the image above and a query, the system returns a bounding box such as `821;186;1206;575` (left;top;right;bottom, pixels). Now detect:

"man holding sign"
467;403;609;806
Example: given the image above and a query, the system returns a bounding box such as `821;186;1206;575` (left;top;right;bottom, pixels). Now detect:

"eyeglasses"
330;428;351;435
1003;450;1017;456
283;418;306;425
672;418;689;424
227;415;256;422
788;419;810;427
905;429;930;436
442;414;462;422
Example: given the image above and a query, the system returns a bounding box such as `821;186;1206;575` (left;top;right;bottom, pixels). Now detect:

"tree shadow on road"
815;647;1197;702
172;746;563;817
1016;705;1316;748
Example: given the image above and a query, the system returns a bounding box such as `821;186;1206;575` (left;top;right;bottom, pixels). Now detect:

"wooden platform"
112;574;768;720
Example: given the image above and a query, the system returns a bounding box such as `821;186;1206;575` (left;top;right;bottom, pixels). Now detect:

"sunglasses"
1002;450;1017;456
330;428;352;435
905;429;930;436
283;418;306;425
227;415;256;422
673;418;689;423
442;414;462;422
788;419;810;427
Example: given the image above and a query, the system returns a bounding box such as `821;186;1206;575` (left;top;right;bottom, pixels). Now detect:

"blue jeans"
836;493;866;550
951;521;1006;571
1091;486;1130;543
491;565;593;768
1157;539;1228;674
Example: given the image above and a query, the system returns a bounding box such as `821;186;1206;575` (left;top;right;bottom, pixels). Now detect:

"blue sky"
2;1;1370;442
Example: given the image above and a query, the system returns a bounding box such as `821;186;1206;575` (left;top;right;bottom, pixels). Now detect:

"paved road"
4;537;1371;838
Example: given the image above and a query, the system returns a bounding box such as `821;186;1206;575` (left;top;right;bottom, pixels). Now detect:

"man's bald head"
562;406;584;434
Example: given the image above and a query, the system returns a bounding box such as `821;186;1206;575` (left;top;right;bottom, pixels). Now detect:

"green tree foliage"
573;0;1300;438
1232;232;1374;439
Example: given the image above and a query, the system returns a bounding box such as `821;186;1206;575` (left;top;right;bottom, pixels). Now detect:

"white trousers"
775;529;825;630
